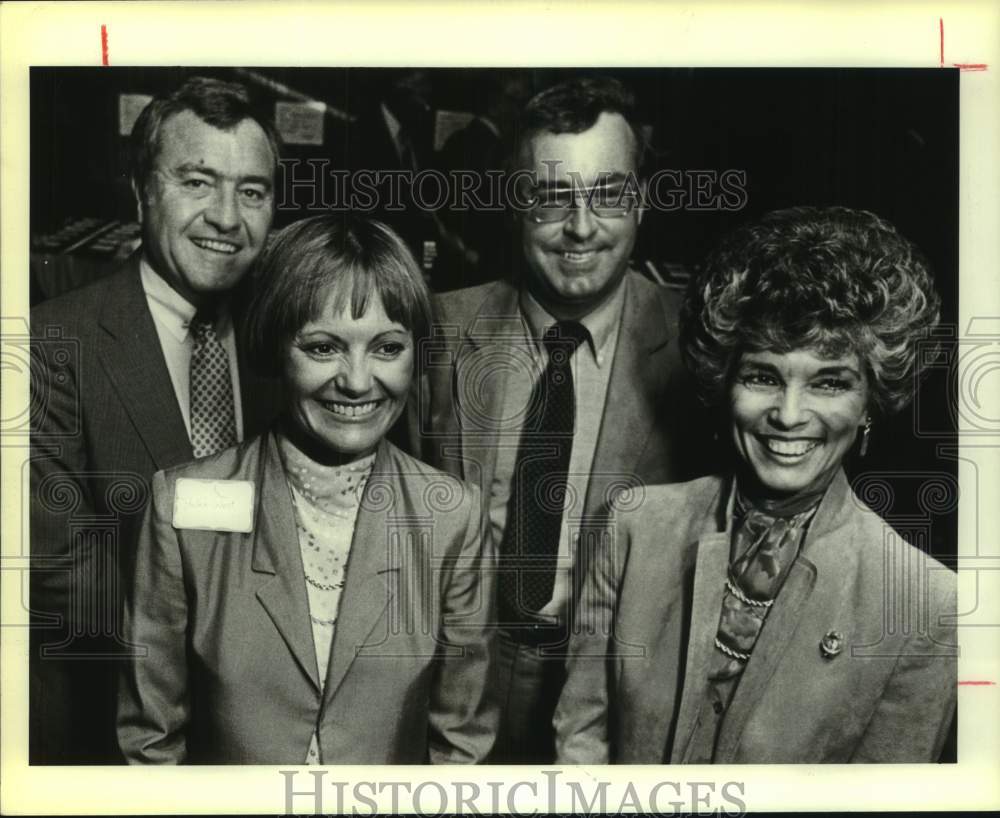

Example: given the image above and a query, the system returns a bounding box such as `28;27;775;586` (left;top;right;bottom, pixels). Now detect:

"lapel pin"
820;630;844;659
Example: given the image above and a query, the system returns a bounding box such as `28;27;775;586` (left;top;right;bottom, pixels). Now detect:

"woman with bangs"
554;206;956;764
119;214;497;765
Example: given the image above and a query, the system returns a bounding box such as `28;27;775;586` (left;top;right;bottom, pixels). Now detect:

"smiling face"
137;109;275;307
283;288;414;463
519;111;642;319
729;348;870;497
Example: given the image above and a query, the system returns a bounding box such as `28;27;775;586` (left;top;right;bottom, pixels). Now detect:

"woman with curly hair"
554;206;956;763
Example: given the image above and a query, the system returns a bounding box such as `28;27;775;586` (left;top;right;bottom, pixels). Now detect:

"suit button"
713;700;724;714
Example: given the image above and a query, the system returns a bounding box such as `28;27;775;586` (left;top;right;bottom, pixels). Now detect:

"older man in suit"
29;76;282;763
410;76;706;762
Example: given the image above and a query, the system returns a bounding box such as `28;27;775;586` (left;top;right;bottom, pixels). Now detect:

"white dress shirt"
139;258;244;443
489;277;627;619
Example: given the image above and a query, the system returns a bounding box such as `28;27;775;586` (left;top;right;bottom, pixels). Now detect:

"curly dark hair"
680;206;941;417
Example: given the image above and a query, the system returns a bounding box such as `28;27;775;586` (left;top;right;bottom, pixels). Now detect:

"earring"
859;417;872;457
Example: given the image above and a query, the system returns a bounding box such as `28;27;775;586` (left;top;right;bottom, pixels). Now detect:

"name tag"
172;478;254;533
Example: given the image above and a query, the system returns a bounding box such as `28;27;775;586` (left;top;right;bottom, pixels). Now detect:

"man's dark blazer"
343;101;437;268
409;271;709;607
29;255;281;763
436;117;511;290
440;117;504;174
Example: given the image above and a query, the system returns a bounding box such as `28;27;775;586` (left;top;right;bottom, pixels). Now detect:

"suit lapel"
669;531;731;762
712;556;818;761
251;431;322;691
708;470;855;762
97;260;192;469
322;440;403;703
626;564;692;759
453;281;525;491
455;275;673;515
585;274;673;522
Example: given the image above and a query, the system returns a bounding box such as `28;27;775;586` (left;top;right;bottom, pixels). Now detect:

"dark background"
31;67;958;274
29;66;960;566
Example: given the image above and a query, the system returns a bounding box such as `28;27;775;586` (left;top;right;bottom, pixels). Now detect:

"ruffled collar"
277;432;375;516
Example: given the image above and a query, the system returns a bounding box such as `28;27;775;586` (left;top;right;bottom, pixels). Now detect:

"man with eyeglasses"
410;75;704;763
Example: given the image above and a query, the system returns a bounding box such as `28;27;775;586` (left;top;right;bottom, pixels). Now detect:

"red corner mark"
101;24;109;66
940;18;988;71
958;681;996;686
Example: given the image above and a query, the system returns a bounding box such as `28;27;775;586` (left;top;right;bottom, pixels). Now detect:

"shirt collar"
139;255;230;341
518;274;628;367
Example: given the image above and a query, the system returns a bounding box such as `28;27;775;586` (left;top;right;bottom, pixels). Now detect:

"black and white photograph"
2;2;998;815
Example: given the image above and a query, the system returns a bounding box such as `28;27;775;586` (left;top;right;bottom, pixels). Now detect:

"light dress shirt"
139;257;244;443
489;277;627;620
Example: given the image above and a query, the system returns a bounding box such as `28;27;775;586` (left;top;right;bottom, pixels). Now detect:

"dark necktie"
498;320;589;618
189;310;237;458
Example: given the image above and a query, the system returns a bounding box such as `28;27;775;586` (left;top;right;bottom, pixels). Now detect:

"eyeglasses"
525;184;640;224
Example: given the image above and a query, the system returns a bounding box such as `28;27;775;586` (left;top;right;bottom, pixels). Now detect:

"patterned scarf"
709;482;825;683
